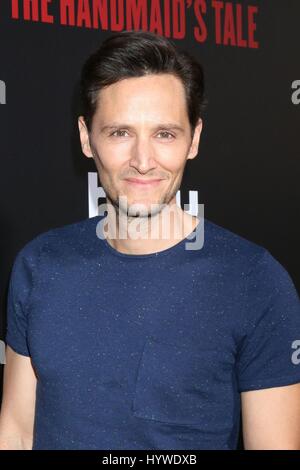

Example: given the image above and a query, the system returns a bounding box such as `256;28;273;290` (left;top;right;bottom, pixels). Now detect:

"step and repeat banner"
0;0;299;447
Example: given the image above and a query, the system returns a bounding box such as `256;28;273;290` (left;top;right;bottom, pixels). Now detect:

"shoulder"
203;217;267;270
203;217;298;295
13;215;100;268
204;217;265;256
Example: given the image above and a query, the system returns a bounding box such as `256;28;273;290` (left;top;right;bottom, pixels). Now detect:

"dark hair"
79;30;207;138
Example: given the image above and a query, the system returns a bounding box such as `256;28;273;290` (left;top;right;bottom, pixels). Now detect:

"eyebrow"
99;123;185;134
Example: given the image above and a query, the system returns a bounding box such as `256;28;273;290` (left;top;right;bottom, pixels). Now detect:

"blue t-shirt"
5;214;300;450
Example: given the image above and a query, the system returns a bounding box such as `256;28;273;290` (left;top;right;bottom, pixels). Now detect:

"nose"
128;135;158;174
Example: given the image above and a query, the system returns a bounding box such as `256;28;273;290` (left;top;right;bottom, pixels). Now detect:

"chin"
119;201;163;218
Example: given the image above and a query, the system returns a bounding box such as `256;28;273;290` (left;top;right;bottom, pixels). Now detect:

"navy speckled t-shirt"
5;214;300;450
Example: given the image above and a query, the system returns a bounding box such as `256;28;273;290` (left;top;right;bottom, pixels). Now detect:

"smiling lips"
125;178;163;186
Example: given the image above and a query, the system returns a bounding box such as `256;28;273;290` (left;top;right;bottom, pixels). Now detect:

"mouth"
124;178;163;186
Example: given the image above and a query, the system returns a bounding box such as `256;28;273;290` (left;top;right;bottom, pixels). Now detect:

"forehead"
93;73;188;123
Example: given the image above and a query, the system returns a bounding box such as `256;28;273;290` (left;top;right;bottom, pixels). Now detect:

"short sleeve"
5;243;38;357
236;249;300;392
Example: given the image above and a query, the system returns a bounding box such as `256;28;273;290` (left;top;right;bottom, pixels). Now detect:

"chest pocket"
132;337;238;428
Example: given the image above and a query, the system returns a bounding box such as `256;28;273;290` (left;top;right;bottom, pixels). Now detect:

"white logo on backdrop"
0;80;6;104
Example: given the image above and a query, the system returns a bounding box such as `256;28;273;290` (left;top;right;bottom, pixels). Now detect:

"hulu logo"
0;80;6;104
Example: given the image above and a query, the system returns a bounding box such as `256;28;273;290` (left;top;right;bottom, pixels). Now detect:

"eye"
110;129;128;137
109;130;175;139
157;131;175;139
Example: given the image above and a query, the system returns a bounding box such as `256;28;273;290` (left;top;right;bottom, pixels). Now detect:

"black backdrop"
1;0;299;449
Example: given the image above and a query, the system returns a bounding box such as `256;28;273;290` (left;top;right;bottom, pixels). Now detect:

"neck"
101;200;199;255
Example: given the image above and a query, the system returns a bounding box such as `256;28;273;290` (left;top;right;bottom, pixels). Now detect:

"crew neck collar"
94;214;202;259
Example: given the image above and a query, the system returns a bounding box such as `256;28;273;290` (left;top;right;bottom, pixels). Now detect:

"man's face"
78;73;202;217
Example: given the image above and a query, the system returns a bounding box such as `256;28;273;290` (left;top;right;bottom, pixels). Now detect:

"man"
1;30;300;450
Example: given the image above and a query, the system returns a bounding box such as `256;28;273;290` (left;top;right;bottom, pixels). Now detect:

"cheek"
93;146;123;176
154;140;190;167
95;140;188;173
93;144;124;173
158;150;188;173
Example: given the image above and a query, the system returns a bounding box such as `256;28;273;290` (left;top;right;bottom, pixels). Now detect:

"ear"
187;118;203;160
78;116;94;159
